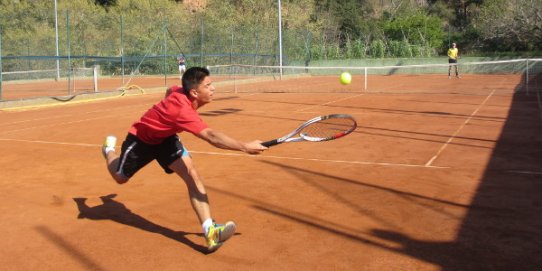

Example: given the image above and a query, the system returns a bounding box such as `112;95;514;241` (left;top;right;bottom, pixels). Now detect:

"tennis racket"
261;114;357;147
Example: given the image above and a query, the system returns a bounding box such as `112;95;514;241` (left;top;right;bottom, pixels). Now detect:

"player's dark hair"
181;67;210;96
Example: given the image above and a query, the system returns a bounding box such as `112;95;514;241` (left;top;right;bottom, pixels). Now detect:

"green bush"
370;40;386;58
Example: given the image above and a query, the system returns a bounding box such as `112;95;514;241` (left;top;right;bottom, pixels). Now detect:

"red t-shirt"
128;86;208;144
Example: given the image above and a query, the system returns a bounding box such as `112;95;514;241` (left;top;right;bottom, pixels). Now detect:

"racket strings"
301;118;356;140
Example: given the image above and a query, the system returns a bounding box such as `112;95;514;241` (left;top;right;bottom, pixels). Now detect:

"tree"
383;10;445;49
95;0;118;9
474;0;542;51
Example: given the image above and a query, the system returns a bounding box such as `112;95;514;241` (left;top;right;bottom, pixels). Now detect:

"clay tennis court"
1;73;541;270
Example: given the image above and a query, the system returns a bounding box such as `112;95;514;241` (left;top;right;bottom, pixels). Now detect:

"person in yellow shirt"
447;43;461;79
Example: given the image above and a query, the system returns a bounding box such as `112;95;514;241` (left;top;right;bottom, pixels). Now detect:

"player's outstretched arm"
197;128;266;154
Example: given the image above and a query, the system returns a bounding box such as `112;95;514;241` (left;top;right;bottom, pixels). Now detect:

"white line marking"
0;91;162;112
297;93;364;112
425;89;496;167
0;138;99;147
0;138;448;169
0;115;114;135
194;151;448;168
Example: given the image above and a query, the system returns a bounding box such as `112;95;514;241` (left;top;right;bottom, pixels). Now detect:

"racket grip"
261;139;279;147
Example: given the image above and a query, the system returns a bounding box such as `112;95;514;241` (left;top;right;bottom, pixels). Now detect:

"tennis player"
178;55;186;80
101;66;267;252
447;42;461;79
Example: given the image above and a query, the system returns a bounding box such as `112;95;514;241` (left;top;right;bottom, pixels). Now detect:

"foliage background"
0;0;541;74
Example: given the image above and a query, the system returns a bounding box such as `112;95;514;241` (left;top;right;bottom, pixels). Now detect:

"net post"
93;65;99;93
364;66;368;91
66;11;72;95
0;27;3;101
526;59;529;96
234;64;237;94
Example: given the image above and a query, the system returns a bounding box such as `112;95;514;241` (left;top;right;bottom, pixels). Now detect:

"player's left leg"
168;155;236;251
159;136;235;251
169;155;212;224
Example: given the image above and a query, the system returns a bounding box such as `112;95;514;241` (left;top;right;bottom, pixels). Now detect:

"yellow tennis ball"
340;72;352;85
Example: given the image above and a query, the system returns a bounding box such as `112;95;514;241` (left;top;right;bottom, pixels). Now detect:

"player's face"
194;76;215;105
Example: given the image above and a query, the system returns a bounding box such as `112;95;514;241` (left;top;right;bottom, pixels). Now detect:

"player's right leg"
102;134;153;184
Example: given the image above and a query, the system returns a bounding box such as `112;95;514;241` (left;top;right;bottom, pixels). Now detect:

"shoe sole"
218;221;236;242
207;242;223;252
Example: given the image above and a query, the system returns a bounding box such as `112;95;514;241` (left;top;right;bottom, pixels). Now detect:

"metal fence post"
0;27;3;101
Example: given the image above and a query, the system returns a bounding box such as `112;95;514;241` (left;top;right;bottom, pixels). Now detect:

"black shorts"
116;133;190;178
448;59;457;64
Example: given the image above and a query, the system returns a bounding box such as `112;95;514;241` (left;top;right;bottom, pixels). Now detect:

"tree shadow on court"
73;194;210;254
368;73;542;270
252;71;542;269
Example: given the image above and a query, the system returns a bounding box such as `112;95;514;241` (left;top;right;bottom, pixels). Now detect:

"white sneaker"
102;135;117;158
205;221;236;252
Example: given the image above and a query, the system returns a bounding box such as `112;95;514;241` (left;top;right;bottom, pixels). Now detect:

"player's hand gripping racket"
261;114;357;147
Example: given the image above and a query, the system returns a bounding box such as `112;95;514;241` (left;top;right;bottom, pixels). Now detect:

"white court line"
192;151;448;169
0;90;163;112
0;115;114;135
0;138;448;169
0;138;98;147
0;108;354;136
296;93;364;112
425;89;496;167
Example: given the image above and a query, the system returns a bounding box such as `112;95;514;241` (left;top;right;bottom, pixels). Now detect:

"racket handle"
261;139;279;147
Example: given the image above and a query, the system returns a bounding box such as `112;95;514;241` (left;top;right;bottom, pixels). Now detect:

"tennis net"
1;67;99;100
207;59;541;96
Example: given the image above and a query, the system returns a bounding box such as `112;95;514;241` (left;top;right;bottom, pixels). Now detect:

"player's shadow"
73;194;209;254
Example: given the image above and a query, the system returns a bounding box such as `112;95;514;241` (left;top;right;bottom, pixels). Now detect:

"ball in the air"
340;72;352;85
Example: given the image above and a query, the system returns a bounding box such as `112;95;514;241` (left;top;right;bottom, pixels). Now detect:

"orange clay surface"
0;74;541;271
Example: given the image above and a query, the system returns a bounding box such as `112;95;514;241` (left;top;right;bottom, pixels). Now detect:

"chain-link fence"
0;2;461;101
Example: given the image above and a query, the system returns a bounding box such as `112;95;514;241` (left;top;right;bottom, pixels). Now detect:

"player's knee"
113;173;130;184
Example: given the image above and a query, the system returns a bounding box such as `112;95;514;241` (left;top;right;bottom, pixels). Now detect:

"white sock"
202;218;213;235
104;147;115;155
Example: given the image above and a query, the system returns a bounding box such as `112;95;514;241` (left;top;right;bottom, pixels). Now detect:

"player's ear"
189;88;198;98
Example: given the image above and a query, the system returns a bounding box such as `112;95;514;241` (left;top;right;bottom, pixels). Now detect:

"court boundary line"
294;82;407;113
0;137;447;169
425;89;496;167
0;115;118;135
0;88;164;112
296;93;364;112
3;138;540;174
